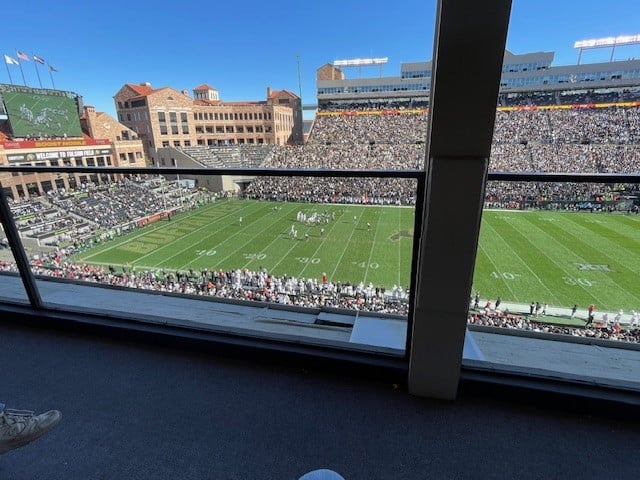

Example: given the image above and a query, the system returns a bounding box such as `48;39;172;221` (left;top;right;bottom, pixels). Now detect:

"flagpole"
48;65;56;89
15;50;27;86
32;53;43;88
4;56;14;85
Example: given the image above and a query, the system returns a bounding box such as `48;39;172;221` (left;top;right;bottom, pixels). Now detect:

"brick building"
113;83;303;165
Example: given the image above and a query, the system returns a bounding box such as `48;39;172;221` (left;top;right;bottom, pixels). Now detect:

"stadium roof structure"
574;34;640;64
333;57;389;67
316;46;640;106
574;33;640;50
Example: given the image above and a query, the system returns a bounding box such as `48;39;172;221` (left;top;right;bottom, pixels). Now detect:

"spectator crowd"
0;259;410;316
468;308;640;344
243;105;640;207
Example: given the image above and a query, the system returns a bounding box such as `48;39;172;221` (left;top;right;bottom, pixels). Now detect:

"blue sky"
2;0;640;119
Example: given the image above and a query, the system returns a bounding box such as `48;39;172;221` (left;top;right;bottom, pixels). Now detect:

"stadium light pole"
296;54;304;144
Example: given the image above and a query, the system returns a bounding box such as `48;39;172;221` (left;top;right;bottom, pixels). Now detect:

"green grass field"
72;199;416;289
474;209;640;312
71;201;640;312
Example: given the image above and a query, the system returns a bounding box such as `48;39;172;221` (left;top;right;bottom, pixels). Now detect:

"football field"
474;209;640;313
72;201;640;312
73;199;416;289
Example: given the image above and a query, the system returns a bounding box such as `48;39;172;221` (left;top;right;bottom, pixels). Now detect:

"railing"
1;165;639;356
0;164;424;356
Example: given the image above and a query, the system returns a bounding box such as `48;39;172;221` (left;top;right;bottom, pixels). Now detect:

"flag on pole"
4;54;19;65
16;51;29;61
48;63;58;89
32;53;44;88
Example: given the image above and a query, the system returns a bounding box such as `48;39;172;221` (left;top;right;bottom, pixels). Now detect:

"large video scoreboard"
0;84;83;138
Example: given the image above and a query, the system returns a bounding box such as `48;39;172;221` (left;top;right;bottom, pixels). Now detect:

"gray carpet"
1;321;639;480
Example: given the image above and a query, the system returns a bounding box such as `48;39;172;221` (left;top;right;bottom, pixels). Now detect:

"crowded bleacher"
468;307;640;344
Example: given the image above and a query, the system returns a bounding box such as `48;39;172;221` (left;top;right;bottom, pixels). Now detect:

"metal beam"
408;0;512;399
0;185;43;308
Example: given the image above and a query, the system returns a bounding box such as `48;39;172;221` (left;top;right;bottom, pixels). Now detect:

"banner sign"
2;138;111;149
5;148;112;163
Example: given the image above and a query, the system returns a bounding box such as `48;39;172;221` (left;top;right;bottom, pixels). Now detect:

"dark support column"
0;186;43;308
409;0;512;399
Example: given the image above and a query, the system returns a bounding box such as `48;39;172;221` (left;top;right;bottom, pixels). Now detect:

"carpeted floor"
1;321;639;480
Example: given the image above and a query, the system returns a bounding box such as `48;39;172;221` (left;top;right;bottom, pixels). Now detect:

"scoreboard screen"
0;86;83;138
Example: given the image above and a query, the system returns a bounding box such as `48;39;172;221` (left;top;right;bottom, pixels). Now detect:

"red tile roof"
268;88;298;99
194;84;217;91
126;83;155;96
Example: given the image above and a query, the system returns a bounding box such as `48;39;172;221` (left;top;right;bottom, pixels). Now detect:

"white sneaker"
299;469;346;480
0;409;62;455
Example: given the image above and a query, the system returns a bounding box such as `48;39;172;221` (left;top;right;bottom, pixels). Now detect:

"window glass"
470;0;640;385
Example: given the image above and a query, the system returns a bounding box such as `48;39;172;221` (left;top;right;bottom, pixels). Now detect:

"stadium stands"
178;145;276;168
3;97;640;341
